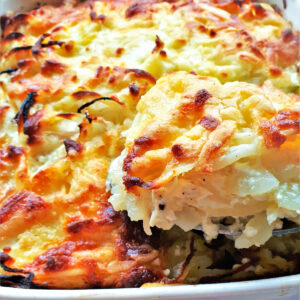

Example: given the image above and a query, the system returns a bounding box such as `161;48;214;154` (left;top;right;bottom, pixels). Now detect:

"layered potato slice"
108;71;300;248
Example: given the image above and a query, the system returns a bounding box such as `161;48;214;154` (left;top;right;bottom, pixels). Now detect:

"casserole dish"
0;0;299;299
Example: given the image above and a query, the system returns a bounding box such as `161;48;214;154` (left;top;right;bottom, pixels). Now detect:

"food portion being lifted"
108;71;300;248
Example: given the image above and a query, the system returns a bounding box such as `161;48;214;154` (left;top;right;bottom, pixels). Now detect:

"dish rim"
0;274;300;298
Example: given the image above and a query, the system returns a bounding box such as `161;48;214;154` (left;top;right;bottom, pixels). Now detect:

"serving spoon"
194;225;300;237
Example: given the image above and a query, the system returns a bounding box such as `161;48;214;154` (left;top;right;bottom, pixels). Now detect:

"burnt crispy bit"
123;175;147;190
126;69;156;84
0;15;10;37
90;11;106;22
0;253;36;289
125;3;144;18
32;34;64;55
84;111;93;123
90;10;97;21
118;266;158;288
123;137;153;173
14;91;37;129
209;29;217;38
159;50;167;58
199;116;219;131
8;45;32;55
77;96;121;113
152;35;164;53
118;211;161;260
134;136;153;146
129;83;140;96
194;89;212;108
67;219;93;234
64;139;83;154
260;120;286;149
116;47;124;56
0;68;18;75
23;110;43;145
282;28;294;43
123;149;137;173
123;175;153;190
171;144;184;159
32;242;76;272
4;32;24;41
6;145;24;159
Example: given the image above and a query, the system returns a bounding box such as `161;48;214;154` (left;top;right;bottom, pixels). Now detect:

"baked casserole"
0;0;299;289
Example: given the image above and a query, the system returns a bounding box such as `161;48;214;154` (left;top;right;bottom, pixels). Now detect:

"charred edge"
129;83;140;96
127;69;156;84
77;96;119;113
32;34;64;55
57;112;76;119
41;41;64;48
0;68;18;75
282;28;294;43
85;111;93;123
72;91;101;100
23;110;43;144
116;47;124;56
233;0;243;7
8;45;32;55
171;144;184;159
194;89;212;107
152;35;164;53
125;3;144;18
118;211;161;260
7;145;24;159
119;267;158;288
199;116;219;131
0;253;36;289
66;219;93;234
14;92;37;126
90;11;106;22
134;137;153;147
123;175;151;190
64;139;83;154
0;16;10;38
4;32;24;41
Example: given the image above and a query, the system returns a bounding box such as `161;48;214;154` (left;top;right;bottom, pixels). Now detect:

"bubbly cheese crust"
0;0;299;288
108;71;300;248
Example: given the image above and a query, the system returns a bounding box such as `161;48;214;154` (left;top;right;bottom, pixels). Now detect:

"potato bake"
0;0;299;289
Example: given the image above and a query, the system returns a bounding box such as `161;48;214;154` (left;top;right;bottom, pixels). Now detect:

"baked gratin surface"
0;0;299;288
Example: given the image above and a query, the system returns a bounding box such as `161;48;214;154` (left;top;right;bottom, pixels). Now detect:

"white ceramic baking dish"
0;0;299;299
